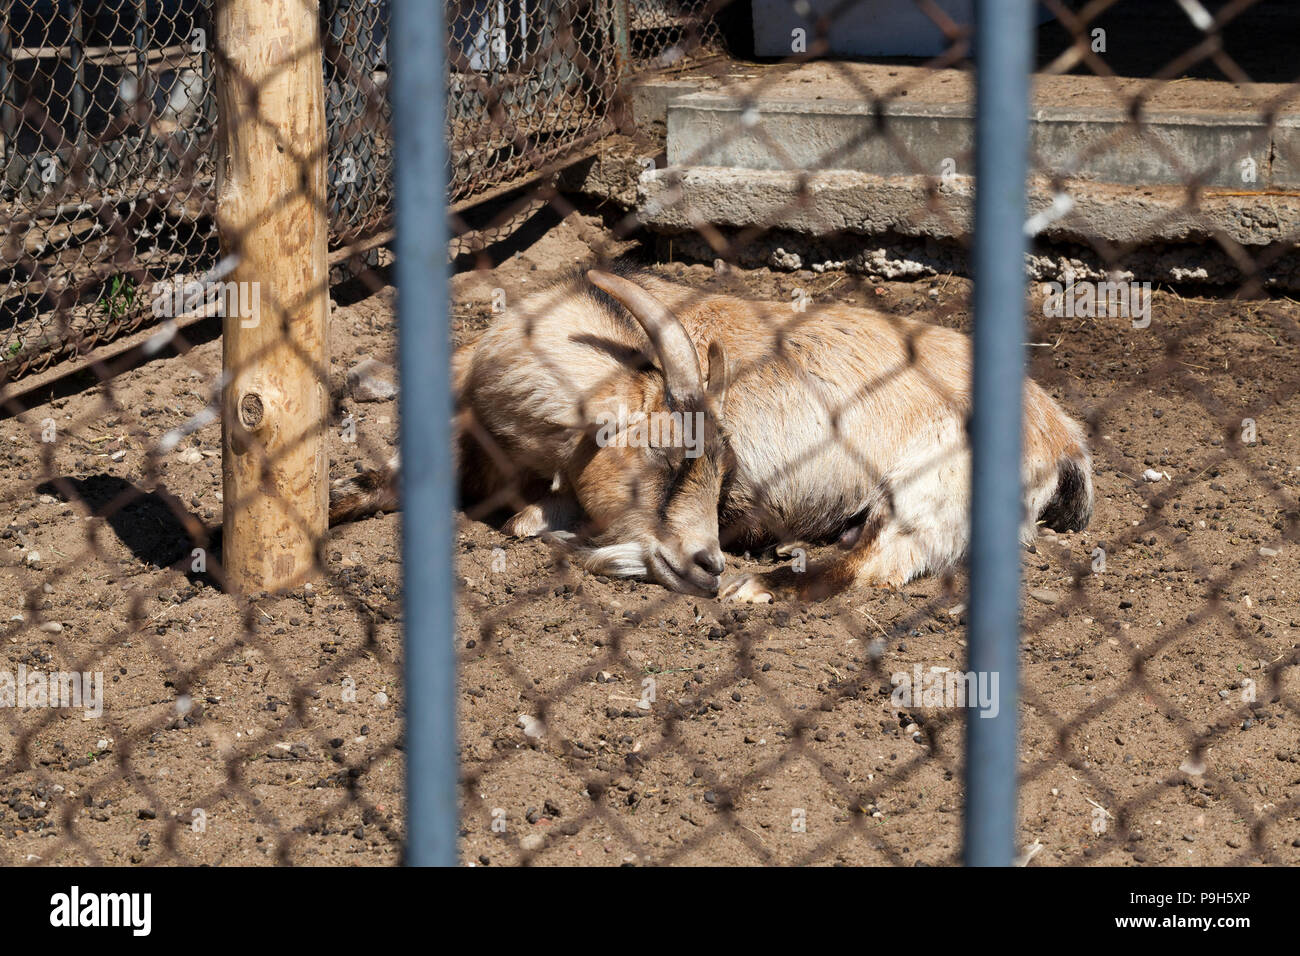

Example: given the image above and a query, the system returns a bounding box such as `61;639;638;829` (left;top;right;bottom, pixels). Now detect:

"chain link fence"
445;0;1300;867
0;0;722;384
1;0;1297;869
0;0;404;865
0;0;392;382
627;0;720;68
1015;0;1300;866
0;0;727;868
446;0;621;208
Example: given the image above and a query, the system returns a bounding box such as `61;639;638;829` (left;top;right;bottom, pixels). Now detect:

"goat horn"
587;269;702;403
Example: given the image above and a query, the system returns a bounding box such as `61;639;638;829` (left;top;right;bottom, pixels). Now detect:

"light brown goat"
329;267;1093;601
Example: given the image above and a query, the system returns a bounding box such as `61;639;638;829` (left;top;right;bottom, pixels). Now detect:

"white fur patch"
580;542;648;578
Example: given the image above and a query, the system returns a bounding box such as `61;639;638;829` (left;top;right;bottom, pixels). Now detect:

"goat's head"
582;270;731;596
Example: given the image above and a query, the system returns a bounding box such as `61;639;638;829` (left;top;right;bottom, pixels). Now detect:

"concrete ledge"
639;166;1300;247
668;95;1300;189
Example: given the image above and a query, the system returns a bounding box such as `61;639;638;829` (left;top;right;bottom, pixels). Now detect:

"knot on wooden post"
238;390;265;430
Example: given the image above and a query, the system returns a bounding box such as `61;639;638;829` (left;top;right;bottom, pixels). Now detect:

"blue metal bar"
964;0;1035;868
391;0;457;867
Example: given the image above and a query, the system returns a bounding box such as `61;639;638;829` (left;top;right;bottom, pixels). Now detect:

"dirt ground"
0;210;1297;866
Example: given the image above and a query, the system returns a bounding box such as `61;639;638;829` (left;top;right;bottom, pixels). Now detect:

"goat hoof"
720;574;774;604
503;505;547;538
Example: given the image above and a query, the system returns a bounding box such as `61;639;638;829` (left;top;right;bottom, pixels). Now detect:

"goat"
329;266;1093;602
331;265;732;596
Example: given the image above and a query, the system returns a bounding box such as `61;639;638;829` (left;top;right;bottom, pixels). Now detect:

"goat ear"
705;340;729;412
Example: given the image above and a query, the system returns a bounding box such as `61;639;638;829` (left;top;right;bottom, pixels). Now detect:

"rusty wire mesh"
1013;0;1300;867
451;0;983;867
626;0;720;69
450;0;1300;867
446;0;624;208
0;0;404;865
0;0;391;382
1;0;1297;869
0;0;719;868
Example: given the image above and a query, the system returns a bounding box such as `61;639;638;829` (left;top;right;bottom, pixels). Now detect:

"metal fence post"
392;0;457;866
611;0;631;80
964;0;1035;867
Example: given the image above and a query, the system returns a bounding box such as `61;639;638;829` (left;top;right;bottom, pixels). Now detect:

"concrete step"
637;62;1300;250
639;166;1300;247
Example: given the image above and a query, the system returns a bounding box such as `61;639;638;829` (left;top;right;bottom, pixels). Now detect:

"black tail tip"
1040;456;1093;532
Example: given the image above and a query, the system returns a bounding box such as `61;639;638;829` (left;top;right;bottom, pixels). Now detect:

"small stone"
518;714;545;740
519;833;545;852
39;621;63;633
1029;589;1060;605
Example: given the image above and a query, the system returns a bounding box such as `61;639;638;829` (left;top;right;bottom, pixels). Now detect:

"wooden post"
215;0;329;593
